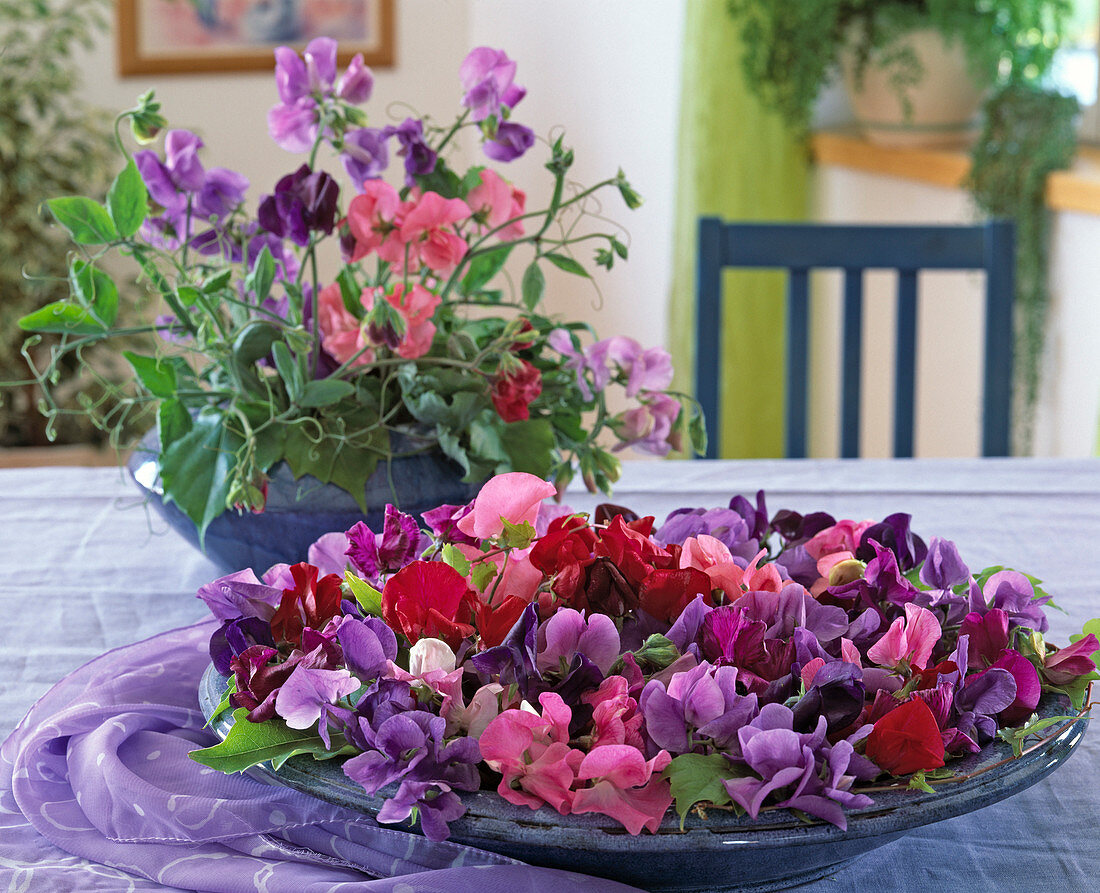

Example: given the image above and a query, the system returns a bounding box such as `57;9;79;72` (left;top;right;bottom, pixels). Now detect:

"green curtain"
670;0;809;458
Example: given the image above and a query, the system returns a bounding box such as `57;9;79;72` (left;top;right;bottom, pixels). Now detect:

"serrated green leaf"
18;301;105;335
543;252;590;278
283;427;384;512
159;410;244;541
521;261;545;310
441;543;472;577
1069;618;1100;670
47;195;117;244
345;571;383;616
663;752;735;827
107;158;148;238
299;379;356;408
188;708;329;773
205;677;237;728
498;518;536;550
471;561;498;593
69;259;119;326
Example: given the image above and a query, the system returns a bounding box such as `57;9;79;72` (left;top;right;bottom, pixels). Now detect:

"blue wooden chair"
694;219;1016;459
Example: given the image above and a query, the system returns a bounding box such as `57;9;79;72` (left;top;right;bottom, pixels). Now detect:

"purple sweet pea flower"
604;338;675;399
537;608;621;676
344;505;423;585
856;513;927;572
736;584;851;645
208;616;276;676
274;46;311;105
336;53;374;103
268;97;320;153
342;710;481;841
341;127;389;187
482;120;536;162
656;508;751;551
460;47;524;122
612;392;682;457
639;661;758;754
274;663;360;741
196;568;284;622
920;536;970;590
421;500;478;546
306;531;352;576
791;660;865;734
383;118;437;185
258;164;339;246
336;615;399;681
471;602;540;699
968;570;1051;633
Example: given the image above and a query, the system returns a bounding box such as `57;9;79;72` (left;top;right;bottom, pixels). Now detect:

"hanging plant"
967;85;1079;454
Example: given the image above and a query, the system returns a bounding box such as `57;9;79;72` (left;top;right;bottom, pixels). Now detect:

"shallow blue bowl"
198;665;1090;892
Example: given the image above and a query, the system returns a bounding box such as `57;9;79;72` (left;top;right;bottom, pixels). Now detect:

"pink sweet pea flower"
479;692;582;813
346;179;403;261
804;519;875;561
457;472;557;540
867;603;942;671
1043;634;1100;685
318;282;373;367
583;675;645;749
363;283;441;359
399;191;471;274
467;169;526;240
570;745;673;835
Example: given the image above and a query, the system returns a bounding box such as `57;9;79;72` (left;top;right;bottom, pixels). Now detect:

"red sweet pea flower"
381;560;477;649
476;593;531;649
638;567;714;624
270;562;344;649
865;697;946;776
594;515;671;588
490;358;542;422
530;515;597;606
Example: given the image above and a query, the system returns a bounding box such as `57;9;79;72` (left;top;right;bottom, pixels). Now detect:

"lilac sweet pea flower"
968;570;1051;633
341;127;389;187
307;531;352;576
639;661;758;753
336;615;399;681
336;54;374;103
920;537;970;590
345;505;423;585
460;47;525;121
605;338;675;398
612;393;682;457
275;664;360;743
196;568;284;622
537;608;621;676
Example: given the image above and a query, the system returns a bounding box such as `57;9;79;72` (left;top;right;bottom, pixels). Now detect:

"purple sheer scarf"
0;620;641;892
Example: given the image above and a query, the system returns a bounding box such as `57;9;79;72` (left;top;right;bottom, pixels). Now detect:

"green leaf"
543;252;590;278
441;543;471;577
616;169;644;209
157;399;192;452
1069;618;1100;669
345;571;383;616
498;518;536;550
247;246;276;304
663;752;735;827
521;261;545;311
471;561;498;593
500;418;555;476
205;677;237;728
159;410;245;540
232;321;281;366
69;259;119;326
1044;672;1098;711
299;379;356;408
124;351;178;398
272;341;303;401
18;301;105;335
283;428;385;512
106;158;148;238
47;195;118;244
461;244;513;294
188;708;330;774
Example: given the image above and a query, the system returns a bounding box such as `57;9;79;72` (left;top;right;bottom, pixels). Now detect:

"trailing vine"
967;84;1079;453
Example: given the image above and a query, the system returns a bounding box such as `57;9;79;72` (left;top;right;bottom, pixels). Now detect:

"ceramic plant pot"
841;28;989;148
128;434;480;574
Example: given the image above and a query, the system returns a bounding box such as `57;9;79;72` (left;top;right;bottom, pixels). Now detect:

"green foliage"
189;708;353;773
663;752;738;826
0;0;142;446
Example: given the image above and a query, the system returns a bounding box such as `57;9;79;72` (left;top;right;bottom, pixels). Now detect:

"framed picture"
117;0;394;76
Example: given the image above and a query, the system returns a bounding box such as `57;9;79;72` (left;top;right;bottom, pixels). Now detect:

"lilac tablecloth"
1;460;1098;891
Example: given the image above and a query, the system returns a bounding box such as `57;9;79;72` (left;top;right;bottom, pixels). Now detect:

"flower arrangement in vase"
18;40;701;543
191;471;1098;851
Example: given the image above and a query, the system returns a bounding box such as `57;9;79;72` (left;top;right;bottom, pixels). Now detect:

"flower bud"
829;558;866;587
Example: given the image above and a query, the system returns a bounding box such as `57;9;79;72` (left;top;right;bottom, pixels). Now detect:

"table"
1;459;1097;891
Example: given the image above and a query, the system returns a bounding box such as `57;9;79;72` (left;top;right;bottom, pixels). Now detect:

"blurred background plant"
0;0;145;448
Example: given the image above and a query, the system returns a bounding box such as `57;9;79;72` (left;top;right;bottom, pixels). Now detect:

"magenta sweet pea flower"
959;608;1011;668
345;505;423;585
1043;634;1100;685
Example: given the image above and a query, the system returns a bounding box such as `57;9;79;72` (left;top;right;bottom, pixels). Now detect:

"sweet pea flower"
584;675;645;749
336;53;373;103
346;178;403;260
611;392;682;457
856;513;927;572
380;560;477;649
341;127;389;186
867;603;942;671
865;697;946;776
639;661;758;753
345;505;423;584
483;120;537;162
336;615;399;681
258;164;339;246
275;664;359;740
457;472;557;540
920;536;970;589
399;191;471;273
537;608;621;676
1042;634;1100;685
570;745;673;835
467;168;526;239
317;282;372;367
460;47;526;121
383;118;437;184
306;531;352;576
959;609;1011;668
269;563;345;649
196;568;284;622
803;519;874;561
985;649;1042;725
968;570;1051;633
490;359;542;422
604;339;675;399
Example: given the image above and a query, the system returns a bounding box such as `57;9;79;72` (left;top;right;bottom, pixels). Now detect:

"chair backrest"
695;218;1016;459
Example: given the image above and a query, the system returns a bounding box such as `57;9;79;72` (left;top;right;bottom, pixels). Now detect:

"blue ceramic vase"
128;432;480;574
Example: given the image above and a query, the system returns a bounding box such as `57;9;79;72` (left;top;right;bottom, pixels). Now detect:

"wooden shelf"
811;130;1100;216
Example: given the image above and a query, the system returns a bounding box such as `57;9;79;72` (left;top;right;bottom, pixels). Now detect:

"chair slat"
785;269;810;459
840;270;863;459
695;218;724;460
894;270;919;457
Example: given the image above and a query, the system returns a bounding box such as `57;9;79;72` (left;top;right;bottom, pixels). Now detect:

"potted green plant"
727;0;1071;145
18;40;703;570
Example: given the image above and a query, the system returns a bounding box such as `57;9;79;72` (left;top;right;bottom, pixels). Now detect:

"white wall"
72;0;684;361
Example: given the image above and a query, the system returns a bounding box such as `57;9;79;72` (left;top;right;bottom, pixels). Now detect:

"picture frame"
117;0;395;76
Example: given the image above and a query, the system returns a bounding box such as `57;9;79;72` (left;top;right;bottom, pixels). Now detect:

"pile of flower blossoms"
192;473;1099;841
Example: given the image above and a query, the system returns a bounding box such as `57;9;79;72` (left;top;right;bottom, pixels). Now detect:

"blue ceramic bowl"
128;433;479;574
198;665;1090;892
